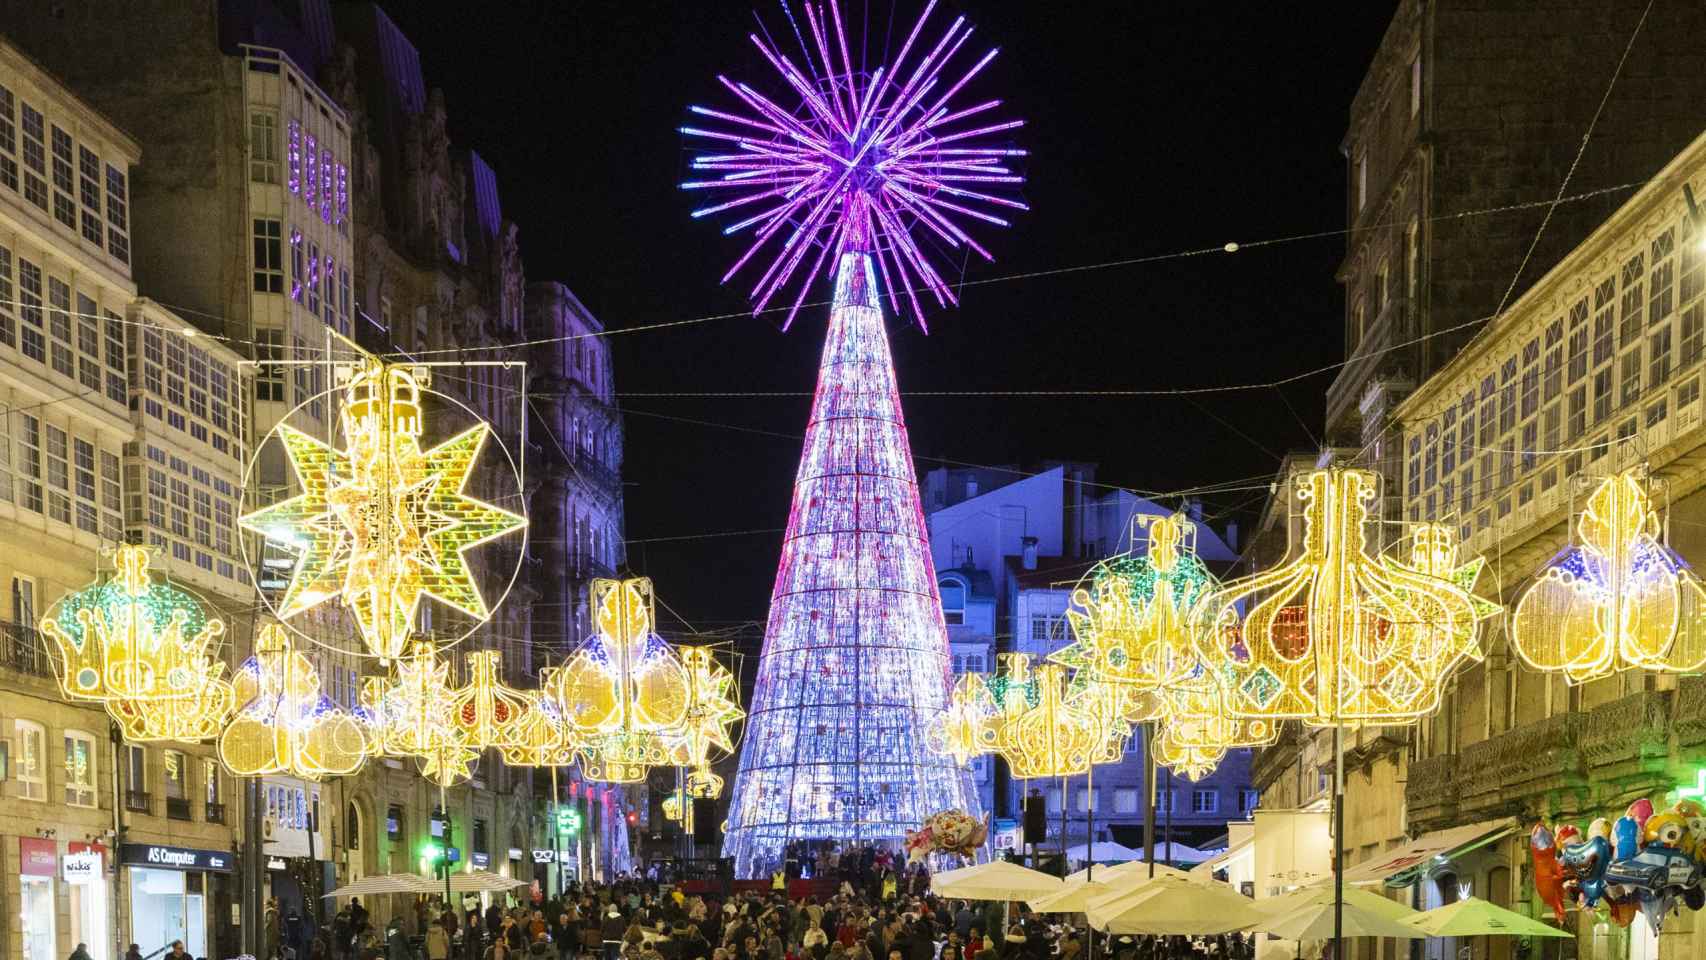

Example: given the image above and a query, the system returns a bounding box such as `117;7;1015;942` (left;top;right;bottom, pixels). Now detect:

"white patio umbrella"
1087;875;1266;935
1401;897;1571;938
446;869;529;892
1066;860;1194;884
1066;841;1140;863
1029;877;1117;913
1252;886;1425;941
322;873;434;897
932;860;1065;901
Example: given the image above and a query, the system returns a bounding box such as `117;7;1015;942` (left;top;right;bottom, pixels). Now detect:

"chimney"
1225;521;1239;553
1021;536;1038;571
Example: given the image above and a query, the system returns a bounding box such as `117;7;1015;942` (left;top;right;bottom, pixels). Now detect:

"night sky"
380;2;1398;635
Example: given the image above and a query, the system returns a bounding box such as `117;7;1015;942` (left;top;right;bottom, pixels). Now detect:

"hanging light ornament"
362;641;477;786
239;359;527;661
669;644;744;799
546;577;690;783
497;668;579;768
1511;468;1706;683
218;624;369;779
926;672;997;766
1152;724;1224;782
993;658;1119;778
449;650;535;751
42;544;235;742
1194;467;1497;728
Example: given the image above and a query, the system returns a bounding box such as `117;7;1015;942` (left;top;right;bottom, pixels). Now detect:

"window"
48;276;73;377
1029;614;1060;645
1356;152;1367;212
1406;221;1420;301
252;218;283;293
250;111;278;183
473;818;489;854
126;743;147;792
105;164;129;263
1074;787;1093;813
1240;789;1259;814
14;719;44;800
64;730;96;806
11;575;35;629
290;229;304;302
1155;789;1176;814
1113;788;1139;815
256;328;285;402
163;749;188;819
387;804;403;842
939;578;965;625
1192;790;1219;814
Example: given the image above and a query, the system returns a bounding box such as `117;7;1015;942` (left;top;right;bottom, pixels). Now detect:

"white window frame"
1113;787;1139;815
162;748;187;801
14;718;44;800
1192;789;1219;814
63;728;96;807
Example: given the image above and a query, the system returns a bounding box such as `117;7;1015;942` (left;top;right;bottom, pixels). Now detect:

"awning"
1190;837;1252;878
1341;818;1518;888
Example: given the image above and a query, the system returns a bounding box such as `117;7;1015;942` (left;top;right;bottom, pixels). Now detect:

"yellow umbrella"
1254;882;1415;919
1066;861;1194;884
932;860;1065;902
1087;875;1266;935
1402;897;1571;938
1029;878;1116;913
1253;888;1424;941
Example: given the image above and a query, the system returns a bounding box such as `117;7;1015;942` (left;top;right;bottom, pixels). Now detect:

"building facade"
0;0;634;950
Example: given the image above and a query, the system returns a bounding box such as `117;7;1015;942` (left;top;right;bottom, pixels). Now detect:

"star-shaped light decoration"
240;360;526;661
669;645;745;792
361;641;477;786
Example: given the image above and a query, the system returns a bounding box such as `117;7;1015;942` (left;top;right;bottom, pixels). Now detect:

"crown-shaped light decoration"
1512;469;1706;683
497;669;579;768
43;544;229;704
109;680;236;744
449;650;536;751
546;577;690;782
1153;724;1224;782
239;359;527;661
1194;468;1497;728
1056;514;1209;715
218;624;369;780
994;659;1116;778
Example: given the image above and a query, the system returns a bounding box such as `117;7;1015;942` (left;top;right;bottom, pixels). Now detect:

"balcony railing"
574;449;621;492
205;802;226;824
166;796;193;821
0;621;53;678
1326;298;1409;437
125;790;152;813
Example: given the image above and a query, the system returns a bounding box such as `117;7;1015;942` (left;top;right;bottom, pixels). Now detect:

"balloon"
1562;833;1612;907
1608;898;1638;927
907;809;988;863
1614;816;1641;863
1556;824;1583;847
1640;892;1677;936
1532;824;1570;923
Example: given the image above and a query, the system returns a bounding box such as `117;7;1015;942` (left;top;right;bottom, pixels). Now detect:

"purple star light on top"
681;0;1027;331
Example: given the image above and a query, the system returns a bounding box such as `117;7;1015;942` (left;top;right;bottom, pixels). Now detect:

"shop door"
186;894;206;958
69;879;110;960
20;876;55;960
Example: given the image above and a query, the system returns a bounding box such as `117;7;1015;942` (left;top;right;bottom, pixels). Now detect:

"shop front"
64;842;111;960
20;838;57;960
120;843;231;957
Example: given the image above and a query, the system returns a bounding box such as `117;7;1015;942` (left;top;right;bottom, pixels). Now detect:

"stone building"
1249;4;1706;954
0;37;262;960
1386;129;1706;960
0;0;635;946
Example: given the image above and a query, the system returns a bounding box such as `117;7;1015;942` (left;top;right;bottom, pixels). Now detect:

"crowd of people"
301;859;1256;960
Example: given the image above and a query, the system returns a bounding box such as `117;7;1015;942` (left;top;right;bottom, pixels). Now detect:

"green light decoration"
1676;768;1706;802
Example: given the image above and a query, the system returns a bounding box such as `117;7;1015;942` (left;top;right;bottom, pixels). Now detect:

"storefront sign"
471;852;490;868
119;843;233;873
267;858;287;870
20;837;56;876
508;847;524;861
532;849;556;863
62;850;102;884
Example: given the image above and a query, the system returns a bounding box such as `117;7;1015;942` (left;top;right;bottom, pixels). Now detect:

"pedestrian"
69;944;93;960
125;947;142;960
465;912;487;960
427;913;452;960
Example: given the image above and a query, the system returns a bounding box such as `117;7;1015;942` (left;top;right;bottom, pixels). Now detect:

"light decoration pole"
681;0;1025;874
1193;467;1499;960
1510;468;1706;682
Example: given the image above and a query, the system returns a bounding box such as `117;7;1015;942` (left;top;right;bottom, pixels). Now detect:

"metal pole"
551;765;561;900
244;775;263;957
1086;762;1095;960
1058;774;1067;879
1142;722;1155;879
1334;723;1344;960
1163;767;1172;866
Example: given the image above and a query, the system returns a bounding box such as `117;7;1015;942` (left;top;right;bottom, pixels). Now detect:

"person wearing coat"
463;913;486;960
426;918;453;960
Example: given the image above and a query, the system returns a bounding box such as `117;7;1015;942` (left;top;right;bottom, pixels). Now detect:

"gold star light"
240;360;526;660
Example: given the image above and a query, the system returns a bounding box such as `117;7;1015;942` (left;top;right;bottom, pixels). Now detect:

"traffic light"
556;807;581;836
626;810;638;826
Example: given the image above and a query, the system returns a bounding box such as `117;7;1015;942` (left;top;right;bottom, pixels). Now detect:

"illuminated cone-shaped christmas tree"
723;250;974;875
680;1;1026;874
